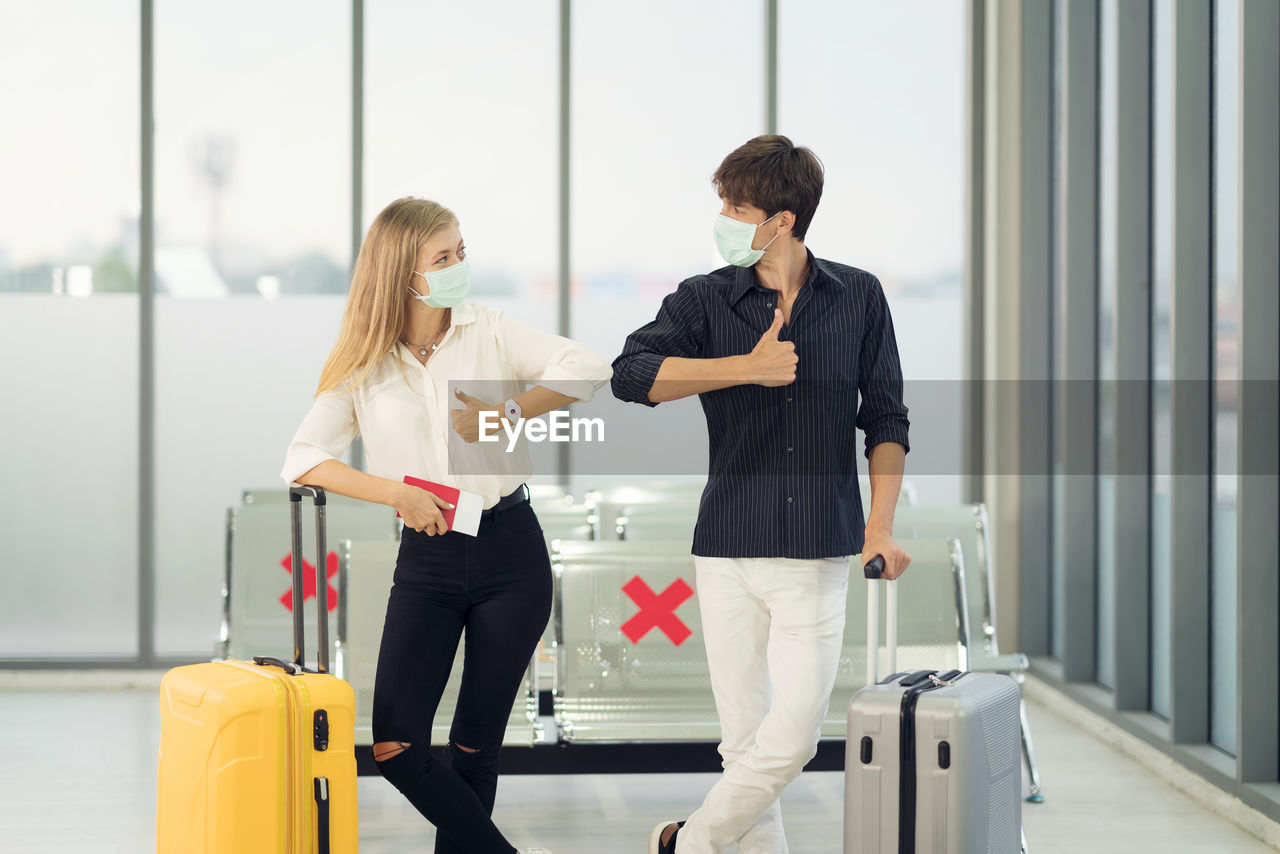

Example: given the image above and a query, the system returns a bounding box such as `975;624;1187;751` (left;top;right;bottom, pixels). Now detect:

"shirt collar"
451;300;478;325
728;249;838;305
390;300;478;359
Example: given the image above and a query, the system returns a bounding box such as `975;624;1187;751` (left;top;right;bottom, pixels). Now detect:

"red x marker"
280;551;339;613
620;575;694;646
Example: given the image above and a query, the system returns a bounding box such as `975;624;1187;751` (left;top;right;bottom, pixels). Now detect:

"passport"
398;476;483;536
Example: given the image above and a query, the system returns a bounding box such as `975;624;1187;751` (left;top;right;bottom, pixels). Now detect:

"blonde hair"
316;197;456;396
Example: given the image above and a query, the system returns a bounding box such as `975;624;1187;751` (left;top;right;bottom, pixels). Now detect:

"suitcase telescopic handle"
289;486;330;674
863;554;897;686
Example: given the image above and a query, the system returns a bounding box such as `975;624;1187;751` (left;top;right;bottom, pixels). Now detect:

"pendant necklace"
406;313;450;360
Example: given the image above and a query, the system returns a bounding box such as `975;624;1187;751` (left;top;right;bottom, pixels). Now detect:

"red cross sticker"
620;575;694;646
280;551;339;613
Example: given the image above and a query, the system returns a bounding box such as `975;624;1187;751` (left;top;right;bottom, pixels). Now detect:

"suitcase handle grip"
289;486;330;673
290;485;327;506
252;656;303;675
864;553;897;686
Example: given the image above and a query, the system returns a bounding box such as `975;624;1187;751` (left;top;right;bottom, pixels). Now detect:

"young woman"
281;196;610;854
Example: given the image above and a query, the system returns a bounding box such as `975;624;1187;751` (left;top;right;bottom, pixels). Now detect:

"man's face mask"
713;211;781;267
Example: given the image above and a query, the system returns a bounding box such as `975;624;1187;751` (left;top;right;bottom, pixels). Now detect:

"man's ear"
776;210;796;234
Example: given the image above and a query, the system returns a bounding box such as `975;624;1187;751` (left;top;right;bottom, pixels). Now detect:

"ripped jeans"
371;498;552;854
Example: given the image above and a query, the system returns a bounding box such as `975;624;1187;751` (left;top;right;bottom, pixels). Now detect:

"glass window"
1096;0;1119;690
365;0;558;333
0;1;140;657
567;0;763;493
1149;0;1174;721
153;0;351;655
779;0;966;506
1210;0;1239;756
365;0;560;484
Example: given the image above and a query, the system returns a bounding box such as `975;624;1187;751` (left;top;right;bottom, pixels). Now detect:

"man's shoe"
648;820;684;854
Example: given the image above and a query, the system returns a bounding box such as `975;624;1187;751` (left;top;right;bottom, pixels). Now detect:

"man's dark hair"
712;135;824;241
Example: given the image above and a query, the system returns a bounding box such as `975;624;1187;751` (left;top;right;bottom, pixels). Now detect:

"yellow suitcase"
157;487;358;853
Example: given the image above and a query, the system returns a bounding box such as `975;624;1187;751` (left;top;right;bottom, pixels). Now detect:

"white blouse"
281;301;613;509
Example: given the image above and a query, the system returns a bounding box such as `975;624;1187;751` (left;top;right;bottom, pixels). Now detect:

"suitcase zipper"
221;659;296;852
897;672;962;854
927;669;965;688
282;670;301;853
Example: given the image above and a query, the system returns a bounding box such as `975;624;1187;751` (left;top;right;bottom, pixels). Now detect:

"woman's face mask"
409;257;471;308
713;211;781;267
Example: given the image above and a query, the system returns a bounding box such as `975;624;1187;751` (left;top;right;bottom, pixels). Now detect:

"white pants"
677;554;851;854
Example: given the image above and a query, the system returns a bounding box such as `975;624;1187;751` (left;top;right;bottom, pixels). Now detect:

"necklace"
407;340;440;358
404;322;449;360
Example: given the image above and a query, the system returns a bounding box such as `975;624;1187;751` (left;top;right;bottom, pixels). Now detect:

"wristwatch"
503;397;522;424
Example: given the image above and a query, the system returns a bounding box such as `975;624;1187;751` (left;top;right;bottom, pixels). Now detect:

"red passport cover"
397;476;483;536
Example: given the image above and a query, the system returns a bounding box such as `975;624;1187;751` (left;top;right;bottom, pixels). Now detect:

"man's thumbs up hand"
748;309;797;387
764;307;784;340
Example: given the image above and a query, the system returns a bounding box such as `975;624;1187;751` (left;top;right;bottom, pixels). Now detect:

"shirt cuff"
863;420;911;458
610;351;665;407
280;444;339;488
538;362;611;403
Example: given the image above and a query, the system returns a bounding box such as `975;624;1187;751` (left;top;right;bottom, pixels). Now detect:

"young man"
611;135;912;854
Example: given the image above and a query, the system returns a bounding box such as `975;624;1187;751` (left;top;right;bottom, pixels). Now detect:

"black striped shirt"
611;252;911;559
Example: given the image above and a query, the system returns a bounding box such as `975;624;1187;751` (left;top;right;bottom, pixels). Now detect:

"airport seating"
893;502;1043;801
825;536;969;737
857;476;917;511
550;537;969;742
220;490;398;665
528;482;572;505
337;538;541;747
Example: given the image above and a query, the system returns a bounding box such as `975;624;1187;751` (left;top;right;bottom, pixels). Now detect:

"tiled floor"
0;686;1274;853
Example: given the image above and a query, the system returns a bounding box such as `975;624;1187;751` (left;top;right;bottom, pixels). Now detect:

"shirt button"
787;496;794;504
786;446;794;453
786;396;793;403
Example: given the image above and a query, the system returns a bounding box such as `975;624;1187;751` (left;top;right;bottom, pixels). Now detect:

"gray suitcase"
845;556;1022;854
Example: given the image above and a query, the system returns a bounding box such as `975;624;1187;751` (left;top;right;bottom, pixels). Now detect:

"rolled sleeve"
610;350;667;407
280;389;359;487
497;313;613;403
855;277;911;457
611;281;706;407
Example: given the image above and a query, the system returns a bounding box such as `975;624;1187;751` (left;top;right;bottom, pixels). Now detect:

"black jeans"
371;496;552;854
